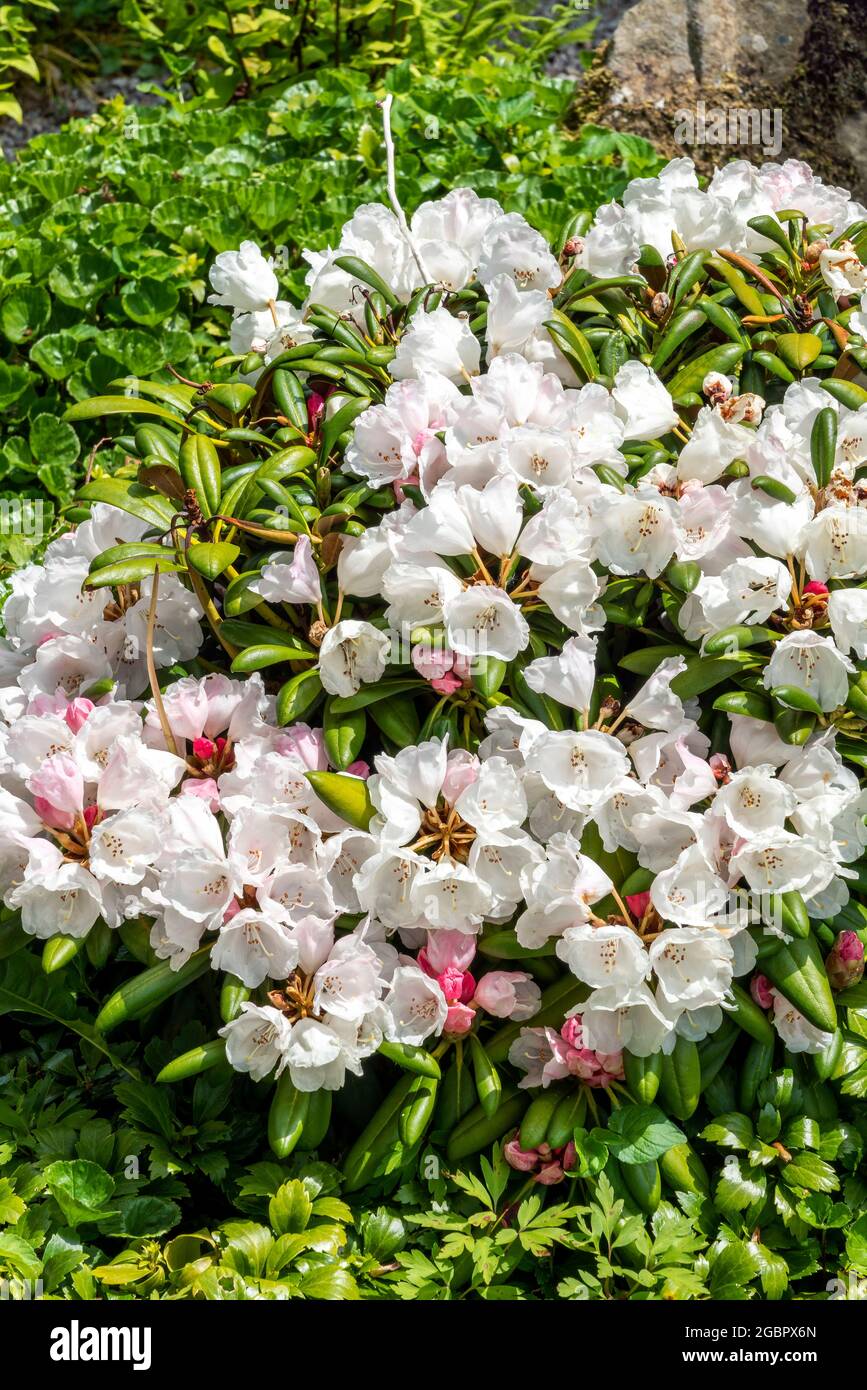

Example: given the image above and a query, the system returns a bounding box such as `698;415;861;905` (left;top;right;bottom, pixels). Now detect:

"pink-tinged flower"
180;777;221;812
750;973;775;1009
625;890;651;921
393;473;420;504
802;581;829;598
29;752;85;830
346;759;370;779
444;1002;475;1035
419;929;477;977
275;723;328;771
411;642;453;682
504;1137;540;1172
475;970;541;1021
441;748;479;804
64;698;94;733
826;931;865;990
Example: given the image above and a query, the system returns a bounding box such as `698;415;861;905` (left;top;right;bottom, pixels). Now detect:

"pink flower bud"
346;759;370;779
444;1002;475;1036
534;1161;565;1185
709;752;732;783
560;1015;583;1049
437;966;472;1004
82;805;100;831
562;1140;577;1172
307;391;327;433
826;932;865;990
750;973;775;1009
625;890;651;921
193;737;217;762
802;581;829;597
430;670;463;695
504;1136;540;1172
411;642;453;682
64;698;94;733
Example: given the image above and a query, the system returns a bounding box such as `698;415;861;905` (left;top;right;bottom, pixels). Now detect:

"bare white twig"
379;94;431;286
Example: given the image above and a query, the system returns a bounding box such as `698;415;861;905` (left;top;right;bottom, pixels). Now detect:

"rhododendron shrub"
3;150;867;1180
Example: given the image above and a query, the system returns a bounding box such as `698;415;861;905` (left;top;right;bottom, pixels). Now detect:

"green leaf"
779;1152;839;1194
121;276;180;327
605;1104;685;1165
43;1160;117;1227
700;1112;754;1150
305;771;373;830
775;333;822;372
187;541;241;580
269;1180;313;1236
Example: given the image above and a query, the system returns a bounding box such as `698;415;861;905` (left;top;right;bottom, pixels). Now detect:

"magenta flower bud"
193;737;217;762
826;932;865;990
345;759;370;779
802;581;829;597
625;890;651;921
750;973;775;1009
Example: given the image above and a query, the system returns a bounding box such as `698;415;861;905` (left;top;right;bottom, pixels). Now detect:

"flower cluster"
4;154;866;1134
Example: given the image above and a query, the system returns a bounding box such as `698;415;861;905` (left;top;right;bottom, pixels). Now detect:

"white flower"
383;964;449;1044
771;993;835;1053
317;620;390;697
594;488;679;578
345;374;460;489
624;656;687;731
208;240;279;312
219;1003;292;1081
391;307;481;384
556;922;649;992
713;765;797;837
801;505;867;581
485;274;552;362
253;536;321;606
443;584;529;662
523;635;597;711
730;829;836;898
611;362;678;441
827;588;867;658
677;406;753;484
819;241;867;299
581;983;673;1057
526;729;630;813
649;928;733;1011
409;858;492;932
763;630;854;712
477;212;561;292
211;909;300;989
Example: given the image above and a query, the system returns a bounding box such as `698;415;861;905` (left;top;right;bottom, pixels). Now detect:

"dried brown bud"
308;619;328;648
649;292;670;320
